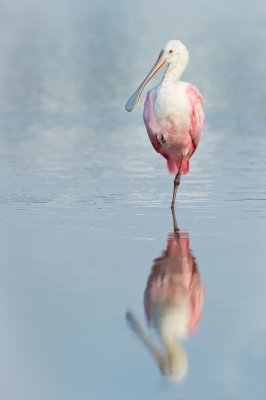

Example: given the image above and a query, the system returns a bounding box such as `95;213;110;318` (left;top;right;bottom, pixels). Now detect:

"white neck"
161;62;186;86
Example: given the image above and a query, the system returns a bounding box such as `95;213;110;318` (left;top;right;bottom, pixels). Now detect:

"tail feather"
167;157;189;175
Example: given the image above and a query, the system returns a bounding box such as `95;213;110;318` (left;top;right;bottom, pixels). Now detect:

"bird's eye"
168;49;173;54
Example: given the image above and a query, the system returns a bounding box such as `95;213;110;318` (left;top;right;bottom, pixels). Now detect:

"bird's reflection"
126;210;204;382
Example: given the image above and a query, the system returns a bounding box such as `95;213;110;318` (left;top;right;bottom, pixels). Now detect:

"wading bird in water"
125;40;205;208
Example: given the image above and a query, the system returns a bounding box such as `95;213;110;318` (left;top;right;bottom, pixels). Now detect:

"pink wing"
187;84;205;156
143;90;168;160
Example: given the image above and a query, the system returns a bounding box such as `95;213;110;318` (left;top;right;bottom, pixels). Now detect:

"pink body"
144;233;204;336
144;83;205;175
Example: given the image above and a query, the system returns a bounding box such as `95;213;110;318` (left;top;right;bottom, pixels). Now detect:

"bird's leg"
171;172;181;209
171;207;180;237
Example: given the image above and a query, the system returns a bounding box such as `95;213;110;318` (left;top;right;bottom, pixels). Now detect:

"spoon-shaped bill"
125;50;166;112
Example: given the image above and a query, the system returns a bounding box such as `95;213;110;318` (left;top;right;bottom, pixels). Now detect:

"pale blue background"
0;0;266;399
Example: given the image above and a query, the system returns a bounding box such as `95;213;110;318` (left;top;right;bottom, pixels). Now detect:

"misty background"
0;0;266;399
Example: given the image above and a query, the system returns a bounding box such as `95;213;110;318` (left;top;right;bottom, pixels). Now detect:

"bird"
125;40;205;208
126;210;204;382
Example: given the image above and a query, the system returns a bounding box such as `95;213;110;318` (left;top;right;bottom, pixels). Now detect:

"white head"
162;40;189;70
125;39;189;112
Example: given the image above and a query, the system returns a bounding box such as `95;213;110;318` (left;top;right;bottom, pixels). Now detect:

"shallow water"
1;0;266;399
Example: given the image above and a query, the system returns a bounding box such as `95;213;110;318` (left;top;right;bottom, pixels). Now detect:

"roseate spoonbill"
126;210;204;381
125;40;205;208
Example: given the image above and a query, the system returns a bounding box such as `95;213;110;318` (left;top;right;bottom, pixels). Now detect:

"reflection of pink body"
125;211;204;381
144;233;204;338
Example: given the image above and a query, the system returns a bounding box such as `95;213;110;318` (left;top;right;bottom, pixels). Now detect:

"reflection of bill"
126;211;204;382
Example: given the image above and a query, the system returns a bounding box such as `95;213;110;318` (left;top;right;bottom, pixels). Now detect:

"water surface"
1;0;266;399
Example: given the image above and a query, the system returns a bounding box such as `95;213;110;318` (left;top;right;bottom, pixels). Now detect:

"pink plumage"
144;232;204;337
125;39;205;207
144;84;205;175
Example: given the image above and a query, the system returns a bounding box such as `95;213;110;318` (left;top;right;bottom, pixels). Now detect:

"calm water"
1;0;266;399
